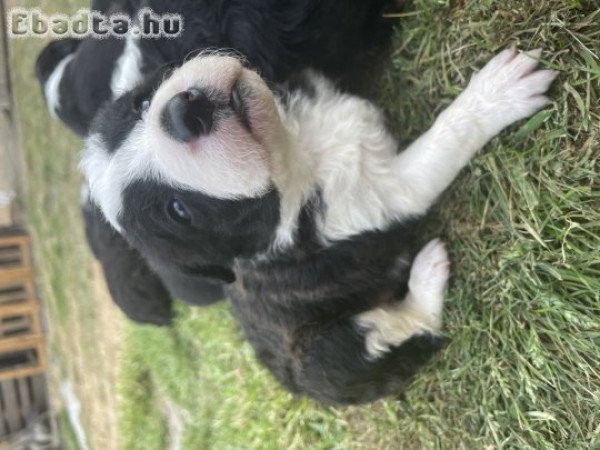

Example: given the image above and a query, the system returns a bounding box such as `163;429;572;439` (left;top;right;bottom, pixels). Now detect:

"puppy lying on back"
81;48;556;404
35;0;395;324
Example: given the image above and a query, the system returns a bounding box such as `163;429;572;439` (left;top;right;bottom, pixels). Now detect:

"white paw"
460;48;558;134
408;239;450;302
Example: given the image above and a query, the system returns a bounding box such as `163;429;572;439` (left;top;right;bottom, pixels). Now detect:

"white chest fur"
275;49;556;246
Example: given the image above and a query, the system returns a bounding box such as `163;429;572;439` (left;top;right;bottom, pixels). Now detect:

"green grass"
57;409;82;450
9;0;600;449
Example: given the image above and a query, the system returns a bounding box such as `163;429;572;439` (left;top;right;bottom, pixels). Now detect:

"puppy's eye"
167;198;191;224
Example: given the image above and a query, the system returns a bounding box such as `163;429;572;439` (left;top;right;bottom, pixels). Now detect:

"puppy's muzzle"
160;89;214;142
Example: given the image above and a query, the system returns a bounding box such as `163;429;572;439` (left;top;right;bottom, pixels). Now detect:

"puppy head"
36;37;137;136
81;55;287;280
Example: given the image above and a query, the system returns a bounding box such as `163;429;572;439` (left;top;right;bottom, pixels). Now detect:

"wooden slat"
0;284;27;304
16;377;32;422
35;339;47;378
0;379;21;433
0;381;6;437
0;364;46;383
1;316;28;337
0;301;40;317
0;376;49;441
0;336;46;381
0;277;35;298
30;375;48;413
0;268;32;284
0;235;30;271
0;236;29;248
0;247;20;263
0;301;41;338
0;334;44;352
0;302;39;317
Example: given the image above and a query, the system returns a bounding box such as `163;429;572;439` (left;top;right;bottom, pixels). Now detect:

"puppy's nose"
160;89;214;142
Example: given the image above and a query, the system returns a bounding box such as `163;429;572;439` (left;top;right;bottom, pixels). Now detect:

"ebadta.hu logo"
7;8;183;38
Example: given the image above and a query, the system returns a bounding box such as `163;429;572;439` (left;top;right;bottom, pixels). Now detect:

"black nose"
160;88;214;142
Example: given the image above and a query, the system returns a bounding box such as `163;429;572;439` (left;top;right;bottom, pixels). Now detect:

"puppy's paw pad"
409;239;450;298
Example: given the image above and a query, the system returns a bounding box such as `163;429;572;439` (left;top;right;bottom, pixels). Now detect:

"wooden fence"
0;1;53;445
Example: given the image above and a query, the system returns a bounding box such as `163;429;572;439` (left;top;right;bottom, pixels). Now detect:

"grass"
8;0;600;449
8;2;123;447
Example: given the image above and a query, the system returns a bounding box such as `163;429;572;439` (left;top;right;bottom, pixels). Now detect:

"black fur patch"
36;0;394;135
119;178;281;281
227;219;442;405
91;68;168;153
34;38;80;84
81;195;174;325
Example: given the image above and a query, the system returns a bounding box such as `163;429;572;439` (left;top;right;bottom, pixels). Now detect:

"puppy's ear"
82;197;174;326
35;38;80;84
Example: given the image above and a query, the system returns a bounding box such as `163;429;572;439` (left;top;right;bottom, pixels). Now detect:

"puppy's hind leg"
297;240;449;404
356;238;449;359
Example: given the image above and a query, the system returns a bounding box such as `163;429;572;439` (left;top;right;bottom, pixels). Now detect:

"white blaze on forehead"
44;53;75;119
80;127;157;231
111;33;145;99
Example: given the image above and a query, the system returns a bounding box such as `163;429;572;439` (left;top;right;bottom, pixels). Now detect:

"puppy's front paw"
460;48;558;134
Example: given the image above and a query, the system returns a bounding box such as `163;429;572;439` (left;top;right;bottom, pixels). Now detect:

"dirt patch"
76;262;124;450
47;261;125;450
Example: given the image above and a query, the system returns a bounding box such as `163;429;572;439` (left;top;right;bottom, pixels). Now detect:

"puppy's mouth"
229;82;252;131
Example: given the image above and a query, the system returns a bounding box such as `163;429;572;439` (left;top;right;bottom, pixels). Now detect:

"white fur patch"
274;49;557;245
273;73;400;245
143;55;280;199
110;33;145;98
83;50;556;244
44;53;75;118
79;180;90;206
356;239;449;359
80;127;159;231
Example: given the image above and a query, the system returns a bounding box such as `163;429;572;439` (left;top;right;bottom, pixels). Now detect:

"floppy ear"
35;36;128;136
35;38;80;85
82;196;174;326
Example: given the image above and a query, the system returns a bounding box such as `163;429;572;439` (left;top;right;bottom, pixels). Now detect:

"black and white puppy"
36;0;396;324
34;0;156;136
81;48;556;403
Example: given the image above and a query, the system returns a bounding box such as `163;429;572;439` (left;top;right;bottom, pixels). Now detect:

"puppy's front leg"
390;48;557;217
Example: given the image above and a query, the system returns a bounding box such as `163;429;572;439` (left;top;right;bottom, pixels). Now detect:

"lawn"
8;0;600;449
